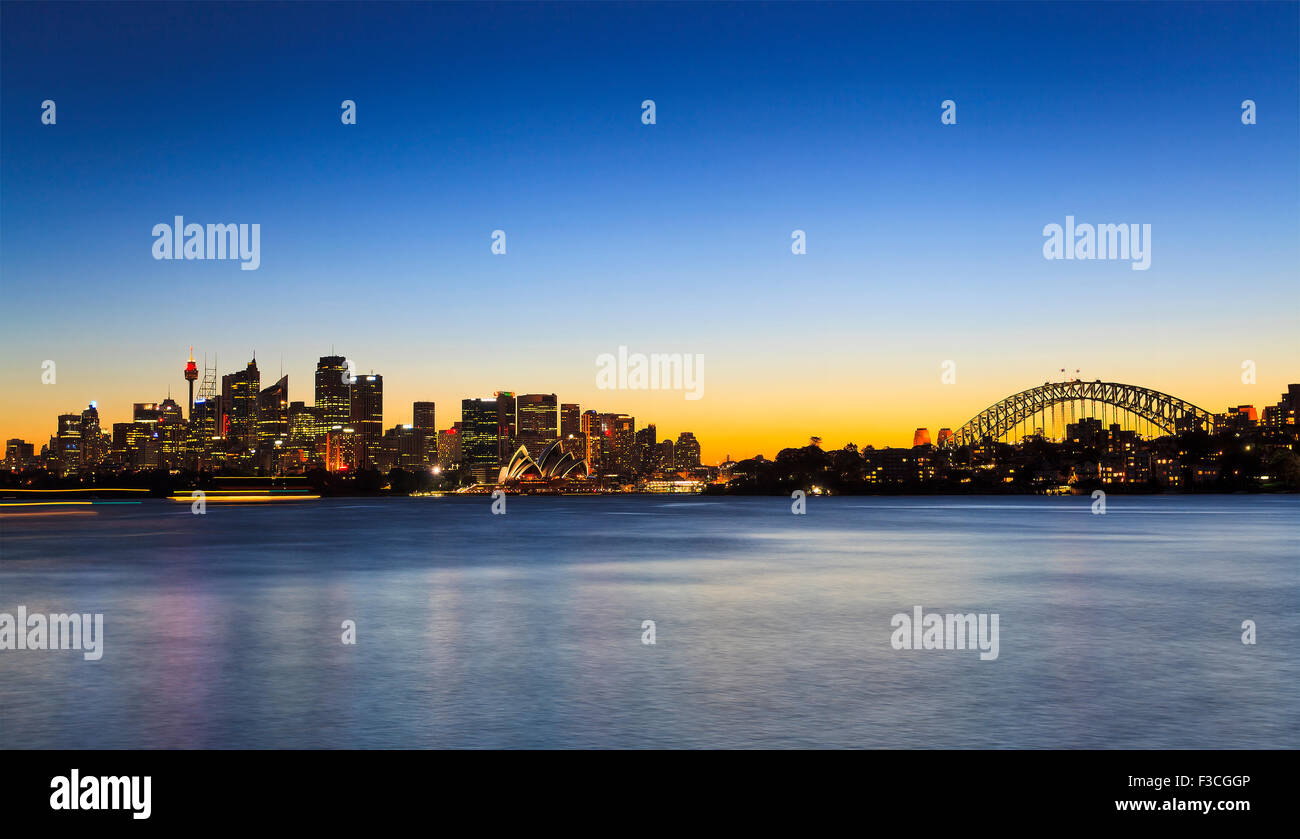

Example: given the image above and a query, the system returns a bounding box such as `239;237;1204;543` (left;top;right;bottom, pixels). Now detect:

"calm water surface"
1;495;1296;748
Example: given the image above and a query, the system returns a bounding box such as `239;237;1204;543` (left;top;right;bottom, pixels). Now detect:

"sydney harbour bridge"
953;380;1215;446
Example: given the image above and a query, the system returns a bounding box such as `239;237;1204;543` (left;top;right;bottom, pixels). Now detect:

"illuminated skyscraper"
559;403;584;460
5;439;35;469
221;357;260;451
380;424;422;472
437;426;462;469
495;392;516;465
350;374;384;467
634;423;657;476
461;397;499;483
560;403;580;438
158;397;185;467
413;401;436;431
79;402;107;468
516;393;558;455
315;355;351;430
54;413;81;475
656;439;675;473
413;401;437;466
608;414;635;476
674;432;700;470
288;401;324;455
580;410;603;473
257;375;289;450
128;403;164;468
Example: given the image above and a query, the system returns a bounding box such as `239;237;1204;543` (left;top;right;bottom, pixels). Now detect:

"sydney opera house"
496;440;589;485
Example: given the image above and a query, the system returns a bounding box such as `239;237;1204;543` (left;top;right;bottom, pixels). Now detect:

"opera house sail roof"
497;440;589;483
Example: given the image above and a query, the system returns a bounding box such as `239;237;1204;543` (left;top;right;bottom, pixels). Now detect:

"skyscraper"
656;438;675;473
634;423;657;476
221;357;260;451
560;403;580;438
461;397;499;483
79;402;106;468
288;401;323;453
559;403;584;461
609;414;635;476
674;432;701;471
413;401;437;467
257;375;290;450
495;391;516;465
581;410;603;473
437;426;462;470
516;393;558;456
158;397;185;467
55;413;81;475
413;401;436;431
350;374;383;467
314;355;351;430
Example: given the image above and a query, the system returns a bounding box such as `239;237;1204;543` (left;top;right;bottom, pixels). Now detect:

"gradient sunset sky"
2;1;1297;463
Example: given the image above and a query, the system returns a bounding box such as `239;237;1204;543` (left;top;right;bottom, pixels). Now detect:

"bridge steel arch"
954;381;1214;446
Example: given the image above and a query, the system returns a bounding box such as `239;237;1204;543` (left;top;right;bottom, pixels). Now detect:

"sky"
2;1;1297;462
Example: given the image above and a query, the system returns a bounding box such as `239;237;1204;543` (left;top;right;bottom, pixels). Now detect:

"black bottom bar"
4;750;1286;826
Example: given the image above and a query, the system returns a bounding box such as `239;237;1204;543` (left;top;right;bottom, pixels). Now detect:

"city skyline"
7;343;1297;470
2;2;1297;461
5;345;1300;464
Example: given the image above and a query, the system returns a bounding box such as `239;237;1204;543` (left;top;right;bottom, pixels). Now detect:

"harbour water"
1;495;1296;748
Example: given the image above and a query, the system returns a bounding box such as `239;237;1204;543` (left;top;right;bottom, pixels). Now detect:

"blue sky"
2;1;1297;457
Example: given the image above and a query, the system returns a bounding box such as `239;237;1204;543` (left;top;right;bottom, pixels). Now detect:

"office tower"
634;423;657;475
221;357;260;451
324;425;360;472
55;413;81;475
79;402;107;468
495;391;516;465
461;397;499;483
516;393;558;456
287;402;318;445
580;410;603;473
380;425;422;472
560;403;580;438
656;439;675;473
413;402;436;431
350;374;384;467
5;439;35;468
158;397;185;467
609;414;635;476
674;432;700;470
437;426;462;469
315;355;351;430
127;403;163;468
413;401;437;466
555;404;582;460
190;395;220;455
257;375;289;450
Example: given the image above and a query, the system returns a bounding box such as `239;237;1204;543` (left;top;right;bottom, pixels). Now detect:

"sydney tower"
184;348;198;419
